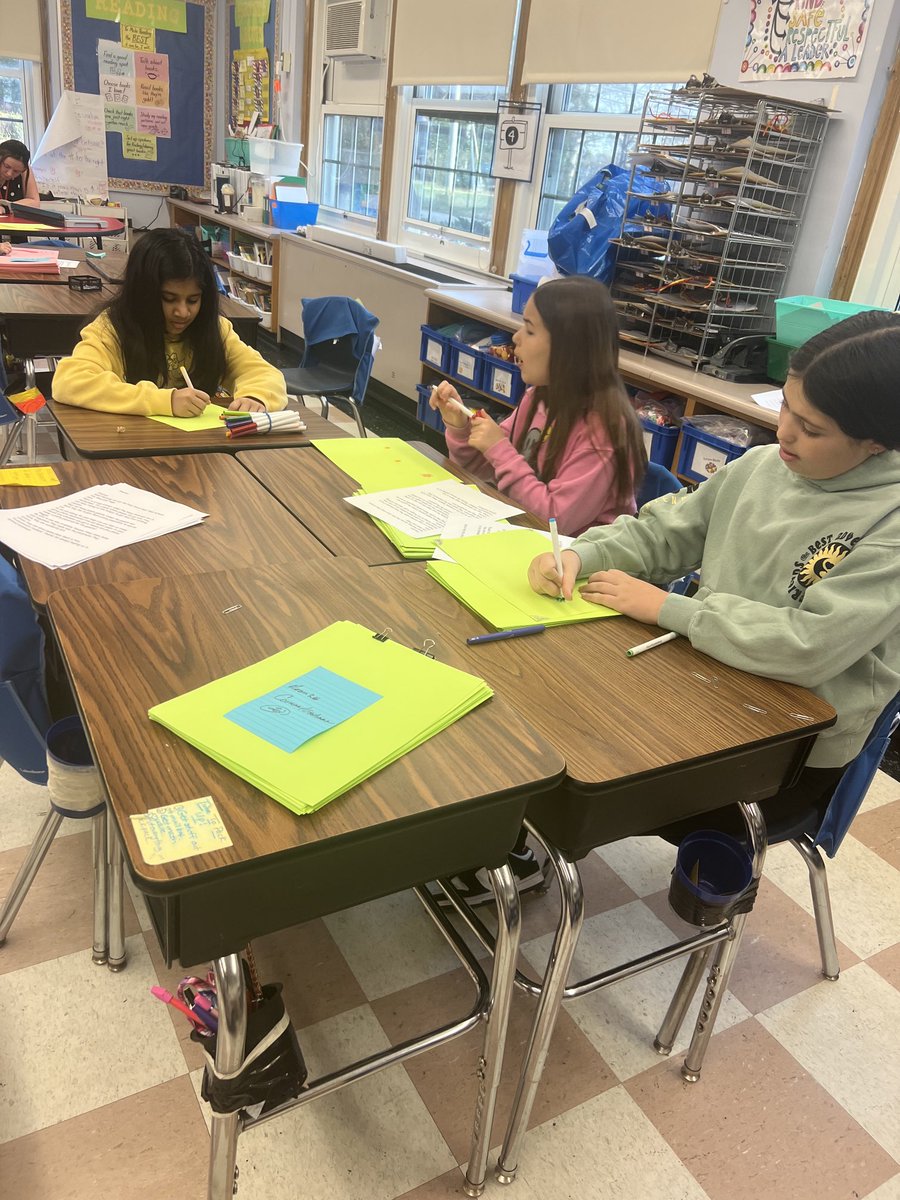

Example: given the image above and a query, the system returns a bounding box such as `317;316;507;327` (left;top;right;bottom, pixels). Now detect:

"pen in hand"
548;516;567;602
179;365;195;390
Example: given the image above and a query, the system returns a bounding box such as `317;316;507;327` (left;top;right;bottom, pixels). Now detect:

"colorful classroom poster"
123;131;157;160
240;24;265;49
235;0;270;26
32;90;109;200
99;39;172;147
742;0;876;79
121;23;156;51
86;0;187;33
232;49;270;123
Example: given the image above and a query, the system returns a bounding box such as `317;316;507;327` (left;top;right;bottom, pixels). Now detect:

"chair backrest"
636;461;682;508
815;691;900;857
300;295;379;406
0;555;50;784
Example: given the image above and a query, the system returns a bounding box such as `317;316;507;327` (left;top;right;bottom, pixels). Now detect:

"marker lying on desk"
467;625;546;645
625;630;679;657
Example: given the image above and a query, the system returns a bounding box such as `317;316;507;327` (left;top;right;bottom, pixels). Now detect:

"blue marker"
467;625;546;645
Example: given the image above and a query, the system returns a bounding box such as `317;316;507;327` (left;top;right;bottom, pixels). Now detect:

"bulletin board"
59;0;215;193
228;0;279;131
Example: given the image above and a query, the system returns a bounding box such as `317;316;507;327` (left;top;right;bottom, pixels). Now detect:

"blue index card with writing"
225;667;382;753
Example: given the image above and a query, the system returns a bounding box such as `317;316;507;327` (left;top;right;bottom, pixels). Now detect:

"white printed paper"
0;483;207;569
752;388;784;412
32;91;109;201
344;480;524;539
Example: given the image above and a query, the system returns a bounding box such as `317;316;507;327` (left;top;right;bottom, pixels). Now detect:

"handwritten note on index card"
225;666;382;753
130;796;233;865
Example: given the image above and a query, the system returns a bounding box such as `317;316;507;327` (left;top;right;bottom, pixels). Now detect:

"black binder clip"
373;627;392;643
68;274;102;292
414;639;436;659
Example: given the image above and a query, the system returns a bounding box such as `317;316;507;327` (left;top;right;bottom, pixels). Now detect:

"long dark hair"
105;228;225;396
789;311;900;449
513;275;645;506
0;139;31;168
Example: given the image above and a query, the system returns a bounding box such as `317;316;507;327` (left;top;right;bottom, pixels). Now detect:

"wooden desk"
237;442;543;565
0;453;330;607
0;213;126;240
47;558;564;1198
46;399;349;459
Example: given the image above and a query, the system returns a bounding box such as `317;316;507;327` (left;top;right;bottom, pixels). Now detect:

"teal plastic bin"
775;296;890;348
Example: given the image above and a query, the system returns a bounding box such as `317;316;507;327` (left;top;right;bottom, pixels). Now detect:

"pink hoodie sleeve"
482;417;631;536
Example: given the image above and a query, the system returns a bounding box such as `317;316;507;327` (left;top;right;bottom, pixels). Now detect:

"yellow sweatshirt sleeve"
52;313;175;416
220;318;287;412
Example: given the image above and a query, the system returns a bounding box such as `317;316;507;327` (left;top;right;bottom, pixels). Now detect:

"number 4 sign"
491;100;541;182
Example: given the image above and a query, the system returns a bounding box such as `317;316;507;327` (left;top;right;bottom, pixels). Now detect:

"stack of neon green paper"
427;528;619;630
313;439;457;558
148;403;229;431
148;621;493;816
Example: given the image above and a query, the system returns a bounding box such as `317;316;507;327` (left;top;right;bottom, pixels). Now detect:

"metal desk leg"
464;862;520;1198
496;827;584;1185
208;954;248;1200
91;808;109;965
654;946;713;1055
680;801;766;1082
106;819;127;971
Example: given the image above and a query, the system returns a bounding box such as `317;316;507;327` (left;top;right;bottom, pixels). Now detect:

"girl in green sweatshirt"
529;311;900;822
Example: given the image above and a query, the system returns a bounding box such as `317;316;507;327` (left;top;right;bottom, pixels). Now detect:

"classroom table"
0;212;126;243
236;442;545;565
0;453;331;608
46;557;566;1199
45;398;349;459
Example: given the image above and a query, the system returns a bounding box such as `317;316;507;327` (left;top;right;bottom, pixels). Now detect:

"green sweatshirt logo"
789;532;860;602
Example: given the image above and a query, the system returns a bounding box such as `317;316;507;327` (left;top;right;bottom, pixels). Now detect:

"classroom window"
531;82;675;233
407;112;497;239
320;113;383;219
0;58;28;142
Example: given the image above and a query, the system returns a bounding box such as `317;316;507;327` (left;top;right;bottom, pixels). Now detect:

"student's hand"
429;381;470;429
579;570;669;623
172;387;210;417
467;412;505;453
228;397;266;412
0;243;11;256
528;549;581;601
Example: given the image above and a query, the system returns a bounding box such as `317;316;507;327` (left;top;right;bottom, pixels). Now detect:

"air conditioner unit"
324;0;383;59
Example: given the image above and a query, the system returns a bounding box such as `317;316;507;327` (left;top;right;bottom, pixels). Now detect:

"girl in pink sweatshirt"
430;275;645;536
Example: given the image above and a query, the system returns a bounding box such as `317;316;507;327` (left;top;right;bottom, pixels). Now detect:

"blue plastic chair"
636;461;682;507
282;296;380;437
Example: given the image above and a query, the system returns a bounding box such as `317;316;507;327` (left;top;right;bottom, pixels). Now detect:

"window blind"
521;0;721;84
391;0;517;86
1;0;43;61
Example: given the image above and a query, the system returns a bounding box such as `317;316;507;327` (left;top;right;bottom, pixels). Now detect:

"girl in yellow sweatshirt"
53;227;287;417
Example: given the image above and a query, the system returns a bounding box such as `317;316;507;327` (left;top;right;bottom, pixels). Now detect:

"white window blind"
391;0;517;86
521;0;721;85
1;0;42;62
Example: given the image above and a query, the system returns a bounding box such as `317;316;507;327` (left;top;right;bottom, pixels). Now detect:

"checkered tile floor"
1;759;899;1200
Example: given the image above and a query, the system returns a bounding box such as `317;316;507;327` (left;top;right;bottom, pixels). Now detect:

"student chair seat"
281;296;379;438
656;689;900;1078
636;461;682;507
0;556;126;970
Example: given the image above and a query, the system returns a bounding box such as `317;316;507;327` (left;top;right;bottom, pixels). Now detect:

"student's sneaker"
428;848;546;909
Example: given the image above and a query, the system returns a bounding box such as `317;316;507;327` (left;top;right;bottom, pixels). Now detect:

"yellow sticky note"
122;131;157;161
0;467;61;487
130;796;233;865
121;23;155;50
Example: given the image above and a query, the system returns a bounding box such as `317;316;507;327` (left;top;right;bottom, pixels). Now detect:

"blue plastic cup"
669;830;753;926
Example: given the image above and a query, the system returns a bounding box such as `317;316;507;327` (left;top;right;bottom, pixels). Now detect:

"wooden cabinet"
167;199;281;337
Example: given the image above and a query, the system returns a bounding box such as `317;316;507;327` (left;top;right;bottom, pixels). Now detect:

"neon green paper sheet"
426;528;619;630
148;621;492;816
148;403;229;431
312;437;455;491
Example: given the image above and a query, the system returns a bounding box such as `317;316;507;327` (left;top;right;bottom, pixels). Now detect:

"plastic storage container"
510;273;538;315
248;139;305;178
419;325;451;372
447;340;484;390
416;384;445;433
668;830;753;927
269;199;319;230
676;417;751;483
639;417;679;470
775;295;889;348
482;354;524;406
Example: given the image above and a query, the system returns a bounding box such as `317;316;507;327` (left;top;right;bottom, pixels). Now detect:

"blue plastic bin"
419;325;451;372
676;418;749;483
269;199;319;230
416;384;445;433
639;417;679;470
510;273;538;315
482;355;524;406
447;341;484;390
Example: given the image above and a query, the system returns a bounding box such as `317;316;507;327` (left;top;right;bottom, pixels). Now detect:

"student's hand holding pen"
528;549;581;601
171;386;211;417
429;381;473;429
